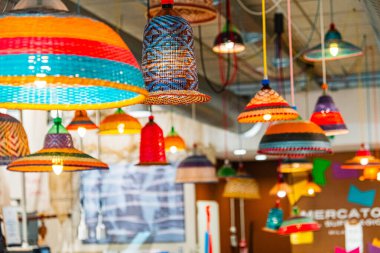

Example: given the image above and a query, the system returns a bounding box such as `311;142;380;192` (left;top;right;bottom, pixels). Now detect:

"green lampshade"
217;160;237;178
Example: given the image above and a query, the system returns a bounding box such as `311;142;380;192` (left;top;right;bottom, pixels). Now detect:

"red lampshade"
137;115;168;166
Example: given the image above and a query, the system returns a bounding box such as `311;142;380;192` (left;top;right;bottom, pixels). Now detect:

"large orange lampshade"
99;108;141;135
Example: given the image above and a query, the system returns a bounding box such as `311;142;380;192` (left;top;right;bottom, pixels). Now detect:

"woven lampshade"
263;200;284;233
213;24;245;54
7;118;109;172
310;94;348;136
176;151;217;183
137;115;168;166
0;0;147;110
359;167;380;181
0;113;30;165
99;108;141;135
237;80;299;123
278;159;313;173
341;144;380;170
258;120;332;157
223;176;260;199
278;207;320;235
304;173;322;196
303;24;363;62
148;0;216;25
66;110;97;133
142;1;210;105
164;126;186;153
269;182;292;198
217;159;237;178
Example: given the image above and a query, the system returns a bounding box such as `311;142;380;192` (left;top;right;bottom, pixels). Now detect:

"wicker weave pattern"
67;110;97;131
0;113;30;165
223;177;260;199
176;154;217;183
99;109;141;135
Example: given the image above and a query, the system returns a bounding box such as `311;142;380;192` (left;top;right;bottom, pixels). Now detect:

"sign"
2;206;21;245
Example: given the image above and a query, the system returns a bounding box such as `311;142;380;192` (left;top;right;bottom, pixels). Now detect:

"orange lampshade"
99;108;141;135
304;173;322;196
278;158;313;173
269;174;292;198
164;126;186;153
359;167;380;181
67;110;97;131
341;144;380;170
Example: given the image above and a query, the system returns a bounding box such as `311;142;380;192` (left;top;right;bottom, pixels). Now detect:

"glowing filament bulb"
77;127;87;138
307;188;315;196
52;157;63;175
277;190;286;198
117;123;125;134
263;114;272;121
329;43;339;57
224;41;235;50
360;157;369;166
169;146;178;154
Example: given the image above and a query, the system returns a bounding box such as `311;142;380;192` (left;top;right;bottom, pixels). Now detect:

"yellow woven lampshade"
99;108;141;135
278;158;313;173
269;174;292;198
223;177;260;199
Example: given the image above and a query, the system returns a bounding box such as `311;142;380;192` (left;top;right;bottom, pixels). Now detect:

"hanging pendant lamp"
137;115;168;166
0;0;147;110
0;113;30;165
99;108;141;135
217;159;237;178
278;207;320;235
148;0;216;25
66;110;97;138
142;0;210;105
7;118;109;173
359;167;380;181
223;164;260;199
278;158;313;174
258;119;332;157
304;172;322;196
164;126;186;153
263;200;284;233
341;144;380;170
269;173;292;198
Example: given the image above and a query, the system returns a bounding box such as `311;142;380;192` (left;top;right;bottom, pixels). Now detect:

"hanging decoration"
304;172;322;196
269;173;292;198
341;144;380;170
164;126;186;154
176;145;217;183
7;117;109;173
212;0;245;54
223;164;260;199
66;110;98;138
99;108;141;135
217;159;237;178
0;0;147;110
0;112;30;165
278;158;313;174
137;115;168;166
142;0;210;105
263;200;284;233
148;0;216;25
258;120;332;157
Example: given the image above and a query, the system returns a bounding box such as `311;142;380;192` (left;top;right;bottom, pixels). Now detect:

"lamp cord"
261;0;268;79
364;44;372;149
286;0;295;106
329;0;334;24
370;46;379;157
319;0;327;90
236;0;283;16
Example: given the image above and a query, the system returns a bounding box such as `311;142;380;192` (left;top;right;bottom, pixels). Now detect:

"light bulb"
329;43;339;57
263;114;272;121
307;188;315;196
77;127;87;138
360;157;369;166
34;80;47;88
277;190;287;198
117;123;125;134
377;172;380;182
233;149;247;156
52;157;63;175
255;154;267;161
224;41;235;50
169;146;178;154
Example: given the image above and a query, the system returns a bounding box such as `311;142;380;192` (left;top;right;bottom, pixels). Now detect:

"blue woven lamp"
142;0;210;105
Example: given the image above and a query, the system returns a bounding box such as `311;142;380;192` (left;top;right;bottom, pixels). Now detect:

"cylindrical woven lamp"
99;108;141;135
310;94;348;136
0;113;30;165
278;207;320;235
142;0;210;105
263;200;283;233
217;159;237;178
237;80;299;123
137;115;168;166
164;126;186;153
0;0;147;110
7;118;109;173
148;0;216;25
258;120;332;157
341;144;380;170
66;110;97;137
278;159;313;173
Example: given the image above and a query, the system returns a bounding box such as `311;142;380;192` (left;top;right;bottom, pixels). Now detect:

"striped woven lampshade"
223;165;260;199
164;126;186;153
310;93;348;136
217;159;237;178
278;158;313;173
148;0;216;25
66;110;97;138
341;144;380;170
237;80;299;123
278;207;320;235
176;148;217;183
258;120;332;157
7;118;109;173
137;115;168;166
142;0;210;105
0;0;147;110
99;108;141;135
0;113;30;165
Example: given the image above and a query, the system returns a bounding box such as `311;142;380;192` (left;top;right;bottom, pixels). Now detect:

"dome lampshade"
217;159;237;178
0;0;147;110
66;110;97;137
269;173;292;198
213;24;245;54
278;158;313;174
341;144;380;170
99;108;141;135
278;207;320;235
164;126;186;153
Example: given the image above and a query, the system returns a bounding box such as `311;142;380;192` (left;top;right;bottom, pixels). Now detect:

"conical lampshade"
303;23;363;62
148;0;216;25
341;144;380;170
278;158;313;173
237;79;299;123
263;200;284;233
66;110;97;137
176;148;217;183
269;174;292;198
304;173;322;196
310;94;348;136
217;159;237;178
359;167;380;181
142;1;210;105
278;207;320;235
7;118;109;173
0;113;30;165
258;120;332;157
213;24;245;54
164;126;186;153
137;115;168;166
99;108;141;135
223;171;260;199
0;0;147;110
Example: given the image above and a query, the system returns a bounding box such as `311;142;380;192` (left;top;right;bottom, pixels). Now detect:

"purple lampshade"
310;94;348;136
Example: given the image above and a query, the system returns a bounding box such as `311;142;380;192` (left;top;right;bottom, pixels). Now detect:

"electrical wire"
286;0;295;106
319;0;328;90
261;0;268;79
236;0;283;16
